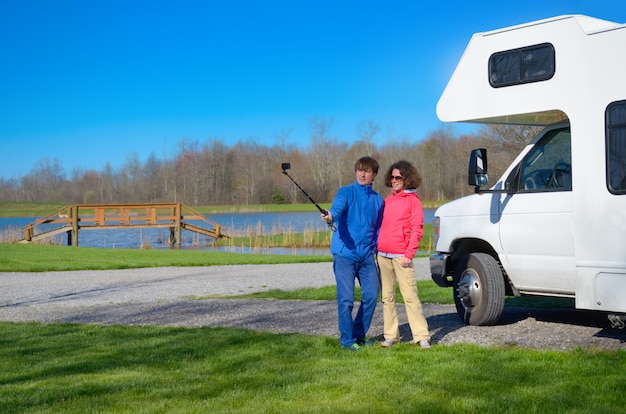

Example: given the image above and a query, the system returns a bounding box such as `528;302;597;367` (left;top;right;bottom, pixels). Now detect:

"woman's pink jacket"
377;189;424;260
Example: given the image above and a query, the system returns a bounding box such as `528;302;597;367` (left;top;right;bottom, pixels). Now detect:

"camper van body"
430;15;626;326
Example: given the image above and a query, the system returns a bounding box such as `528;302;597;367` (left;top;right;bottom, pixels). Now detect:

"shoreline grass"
0;201;447;218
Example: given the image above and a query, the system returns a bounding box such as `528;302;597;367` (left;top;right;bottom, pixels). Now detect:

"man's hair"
354;156;379;174
384;160;422;189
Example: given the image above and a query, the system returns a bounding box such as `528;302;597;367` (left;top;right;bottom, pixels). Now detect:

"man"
322;156;384;351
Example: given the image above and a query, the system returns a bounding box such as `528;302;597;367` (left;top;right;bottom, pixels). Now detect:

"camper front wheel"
453;253;505;326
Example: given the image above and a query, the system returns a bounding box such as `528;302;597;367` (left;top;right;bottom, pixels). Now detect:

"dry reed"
0;226;63;245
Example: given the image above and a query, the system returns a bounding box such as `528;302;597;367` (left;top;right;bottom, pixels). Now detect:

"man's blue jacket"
328;180;384;262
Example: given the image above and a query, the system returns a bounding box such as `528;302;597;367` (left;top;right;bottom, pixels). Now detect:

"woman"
377;160;431;348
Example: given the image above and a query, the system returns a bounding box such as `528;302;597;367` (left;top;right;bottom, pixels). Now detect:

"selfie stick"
281;162;328;215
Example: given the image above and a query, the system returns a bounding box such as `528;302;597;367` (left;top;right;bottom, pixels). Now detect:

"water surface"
1;209;435;256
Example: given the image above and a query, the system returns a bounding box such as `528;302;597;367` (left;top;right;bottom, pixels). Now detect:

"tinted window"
489;43;555;87
607;101;626;194
519;128;572;192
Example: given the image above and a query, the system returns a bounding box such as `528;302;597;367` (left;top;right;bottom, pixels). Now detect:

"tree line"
0;119;540;206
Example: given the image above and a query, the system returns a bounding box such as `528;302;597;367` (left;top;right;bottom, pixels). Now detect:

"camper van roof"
436;14;625;126
482;14;622;36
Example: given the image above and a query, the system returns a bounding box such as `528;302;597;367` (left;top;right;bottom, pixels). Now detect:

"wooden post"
169;228;175;245
168;205;175;246
176;203;182;247
72;205;79;246
94;207;104;225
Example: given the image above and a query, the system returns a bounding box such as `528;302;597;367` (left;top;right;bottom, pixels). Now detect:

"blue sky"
1;1;625;179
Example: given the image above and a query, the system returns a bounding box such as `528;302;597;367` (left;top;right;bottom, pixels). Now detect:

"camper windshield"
519;127;572;192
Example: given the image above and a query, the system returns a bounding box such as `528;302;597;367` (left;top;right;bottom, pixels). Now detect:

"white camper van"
430;15;626;327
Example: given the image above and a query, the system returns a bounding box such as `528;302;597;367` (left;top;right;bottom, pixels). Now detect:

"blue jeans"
333;254;380;347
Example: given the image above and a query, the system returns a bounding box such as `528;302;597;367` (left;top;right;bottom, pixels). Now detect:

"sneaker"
357;338;375;347
342;343;362;352
418;339;431;349
381;339;395;347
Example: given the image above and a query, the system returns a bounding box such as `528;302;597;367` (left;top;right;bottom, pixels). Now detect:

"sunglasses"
390;175;403;181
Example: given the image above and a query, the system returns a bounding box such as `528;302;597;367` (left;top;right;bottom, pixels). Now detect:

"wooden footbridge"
18;203;227;247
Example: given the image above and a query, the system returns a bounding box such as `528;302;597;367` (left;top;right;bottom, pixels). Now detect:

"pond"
0;209;436;256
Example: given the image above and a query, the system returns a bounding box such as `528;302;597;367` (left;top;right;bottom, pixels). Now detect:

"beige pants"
378;256;430;343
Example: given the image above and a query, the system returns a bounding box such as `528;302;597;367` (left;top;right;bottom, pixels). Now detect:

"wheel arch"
448;238;516;297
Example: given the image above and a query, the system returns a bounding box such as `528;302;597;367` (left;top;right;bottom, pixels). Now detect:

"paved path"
1;258;625;350
0;259;431;308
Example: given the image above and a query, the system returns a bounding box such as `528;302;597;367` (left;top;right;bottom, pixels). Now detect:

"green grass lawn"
0;243;332;272
1;322;624;413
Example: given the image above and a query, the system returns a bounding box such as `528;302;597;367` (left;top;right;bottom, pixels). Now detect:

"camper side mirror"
468;148;488;188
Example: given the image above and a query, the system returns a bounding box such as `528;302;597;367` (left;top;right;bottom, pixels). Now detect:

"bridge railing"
20;203;226;247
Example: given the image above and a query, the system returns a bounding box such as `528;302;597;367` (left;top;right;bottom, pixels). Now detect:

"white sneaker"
418;339;431;349
381;339;396;347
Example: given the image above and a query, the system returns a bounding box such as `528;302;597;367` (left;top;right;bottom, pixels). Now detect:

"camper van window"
519;127;571;192
607;101;626;194
489;43;555;88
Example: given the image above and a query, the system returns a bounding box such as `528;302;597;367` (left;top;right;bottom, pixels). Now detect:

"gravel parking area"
1;259;625;350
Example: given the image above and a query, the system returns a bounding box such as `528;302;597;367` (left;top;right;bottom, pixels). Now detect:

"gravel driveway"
1;259;625;350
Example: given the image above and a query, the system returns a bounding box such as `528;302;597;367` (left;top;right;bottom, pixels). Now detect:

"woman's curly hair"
384;160;422;189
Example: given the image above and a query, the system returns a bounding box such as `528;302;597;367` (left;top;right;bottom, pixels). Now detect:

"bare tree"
269;128;299;204
419;125;459;201
477;124;541;155
122;153;143;202
356;120;381;156
307;117;334;202
75;170;100;204
201;138;234;205
19;175;41;202
233;139;261;205
159;158;175;202
379;133;414;167
26;157;66;202
0;121;548;206
98;163;116;203
159;138;174;201
0;177;20;202
329;141;349;191
175;139;203;205
272;127;295;157
279;150;306;204
143;152;162;202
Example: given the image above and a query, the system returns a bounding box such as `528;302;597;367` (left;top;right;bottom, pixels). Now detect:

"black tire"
453;253;505;326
